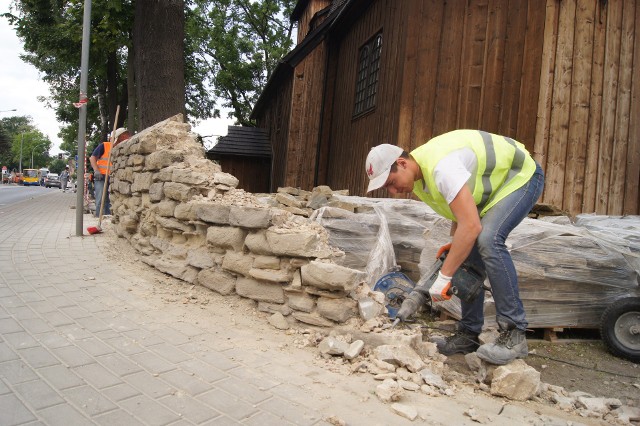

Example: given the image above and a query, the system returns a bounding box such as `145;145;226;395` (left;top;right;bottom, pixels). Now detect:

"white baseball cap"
112;128;128;140
365;144;404;192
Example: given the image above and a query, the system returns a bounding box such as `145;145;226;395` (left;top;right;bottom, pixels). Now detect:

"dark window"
353;32;383;117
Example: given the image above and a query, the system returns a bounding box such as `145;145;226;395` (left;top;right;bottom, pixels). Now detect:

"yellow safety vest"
411;130;536;221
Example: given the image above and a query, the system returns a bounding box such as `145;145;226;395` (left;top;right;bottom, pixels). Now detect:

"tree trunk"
133;0;186;130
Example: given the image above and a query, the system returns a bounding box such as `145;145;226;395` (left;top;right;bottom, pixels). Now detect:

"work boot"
431;326;479;356
476;319;528;365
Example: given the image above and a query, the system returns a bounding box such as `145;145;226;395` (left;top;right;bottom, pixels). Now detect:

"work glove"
437;243;452;259
429;271;452;302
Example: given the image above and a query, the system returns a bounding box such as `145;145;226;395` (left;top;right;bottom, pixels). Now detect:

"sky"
0;7;234;155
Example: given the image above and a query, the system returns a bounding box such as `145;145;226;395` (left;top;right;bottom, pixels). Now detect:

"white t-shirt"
427;148;478;204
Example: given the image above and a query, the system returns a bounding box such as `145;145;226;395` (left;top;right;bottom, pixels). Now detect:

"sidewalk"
0;191;590;425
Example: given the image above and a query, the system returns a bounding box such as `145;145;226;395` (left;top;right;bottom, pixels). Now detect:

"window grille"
353;32;383;117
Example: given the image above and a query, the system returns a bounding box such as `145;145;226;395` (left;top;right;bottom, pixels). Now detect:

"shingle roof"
207;126;271;158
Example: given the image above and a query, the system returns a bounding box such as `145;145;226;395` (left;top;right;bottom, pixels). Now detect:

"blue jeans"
459;163;545;334
94;178;110;217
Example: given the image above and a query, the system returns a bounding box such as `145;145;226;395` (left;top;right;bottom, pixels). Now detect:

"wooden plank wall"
535;0;639;215
210;156;271;194
324;0;410;193
256;73;293;192
284;44;328;189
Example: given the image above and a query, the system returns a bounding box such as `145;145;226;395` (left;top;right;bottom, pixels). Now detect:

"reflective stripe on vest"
96;142;112;175
410;130;536;221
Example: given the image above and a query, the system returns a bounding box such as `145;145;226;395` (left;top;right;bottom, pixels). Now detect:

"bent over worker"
89;128;131;217
365;130;544;365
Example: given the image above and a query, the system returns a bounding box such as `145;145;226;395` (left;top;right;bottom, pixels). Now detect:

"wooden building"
251;0;640;216
206;126;271;194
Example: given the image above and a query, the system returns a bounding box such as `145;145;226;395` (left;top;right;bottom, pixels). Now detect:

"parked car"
44;173;61;188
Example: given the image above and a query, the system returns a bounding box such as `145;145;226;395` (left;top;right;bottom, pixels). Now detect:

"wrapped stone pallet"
314;197;640;329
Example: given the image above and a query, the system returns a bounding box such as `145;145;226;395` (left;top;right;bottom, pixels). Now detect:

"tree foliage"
189;0;296;125
3;0;297;150
0;115;52;171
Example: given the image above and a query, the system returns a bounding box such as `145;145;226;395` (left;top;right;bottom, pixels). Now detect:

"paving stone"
35;332;72;349
94;408;145;426
148;342;192;364
243;410;297;426
51;345;95;368
124;371;175;399
195;350;238;371
159;393;222;424
100;382;141;402
97;352;144;377
0;342;19;362
178;359;228;383
6;306;39;320
0;318;24;334
118;394;182;425
215;376;271;404
72;363;122;389
13;378;64;410
197;388;259;421
75;338;116;357
257;396;320;426
63;385;118;416
37;402;91;425
18;346;60;369
0;393;37;425
129;351;175;375
160;369;212;396
103;336;146;356
38;364;86;390
122;329;165;347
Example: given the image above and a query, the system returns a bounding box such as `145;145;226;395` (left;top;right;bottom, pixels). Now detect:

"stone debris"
489;359;540;401
463;407;491;424
318;336;351;356
390;403;418;421
375;379;404;403
268;312;290;330
373;345;426;372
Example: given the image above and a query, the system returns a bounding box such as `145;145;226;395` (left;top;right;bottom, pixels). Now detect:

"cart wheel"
600;297;640;363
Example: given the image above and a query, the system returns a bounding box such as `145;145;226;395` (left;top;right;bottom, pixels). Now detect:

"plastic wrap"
314;196;640;329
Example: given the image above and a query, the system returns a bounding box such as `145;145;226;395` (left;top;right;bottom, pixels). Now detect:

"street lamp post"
0;109;17;113
20;133;24;174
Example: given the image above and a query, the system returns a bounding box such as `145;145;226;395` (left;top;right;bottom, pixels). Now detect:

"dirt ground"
97;219;639;420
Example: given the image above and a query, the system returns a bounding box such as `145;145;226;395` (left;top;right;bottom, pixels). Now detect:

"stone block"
375;379;403;403
145;150;184;171
490;359;541;401
163;182;197;202
245;231;272;255
236;277;284;303
301;261;366;292
186;249;216;269
213;172;239;188
149;182;164;201
154;167;174;182
318;336;350;356
206;226;246;251
249;268;292;283
285;292;315;313
131;172;153;193
197;268;236;295
156;216;193;233
229;206;271;229
195;203;230;225
266;229;328;258
268;312;290;330
374;345;426;373
221;251;254;276
344;340;365;360
154;200;177;217
174;203;197;221
291;312;334;327
252;255;280;269
275;192;305;208
171;168;209;185
316;297;357;323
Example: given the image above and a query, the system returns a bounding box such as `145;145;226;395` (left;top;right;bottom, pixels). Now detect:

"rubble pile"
307;322;639;424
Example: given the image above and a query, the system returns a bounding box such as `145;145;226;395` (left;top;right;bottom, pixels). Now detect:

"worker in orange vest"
89;128;131;217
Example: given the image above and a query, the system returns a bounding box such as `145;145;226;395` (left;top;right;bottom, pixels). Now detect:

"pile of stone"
108;115;371;328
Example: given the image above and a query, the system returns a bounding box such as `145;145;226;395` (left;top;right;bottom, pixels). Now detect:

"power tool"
375;250;487;328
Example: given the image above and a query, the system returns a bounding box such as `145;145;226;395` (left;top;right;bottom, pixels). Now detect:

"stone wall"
109;115;369;327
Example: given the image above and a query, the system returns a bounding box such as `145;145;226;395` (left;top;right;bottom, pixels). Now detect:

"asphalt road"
0;184;56;208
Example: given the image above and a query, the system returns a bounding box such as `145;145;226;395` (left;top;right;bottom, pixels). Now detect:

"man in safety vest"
89;127;131;217
365;130;545;365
